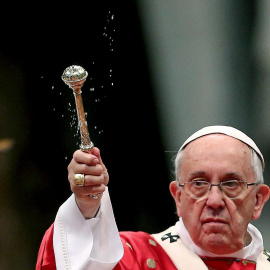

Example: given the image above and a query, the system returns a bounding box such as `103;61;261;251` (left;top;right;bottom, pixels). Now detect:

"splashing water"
59;9;116;143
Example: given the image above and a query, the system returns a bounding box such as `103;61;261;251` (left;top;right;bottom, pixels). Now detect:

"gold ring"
74;174;85;186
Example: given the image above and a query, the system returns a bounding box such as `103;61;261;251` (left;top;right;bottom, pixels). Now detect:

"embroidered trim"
56;215;72;270
201;257;256;265
263;249;270;262
152;226;209;270
161;232;180;243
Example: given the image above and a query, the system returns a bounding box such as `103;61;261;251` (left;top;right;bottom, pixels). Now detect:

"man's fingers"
73;149;99;165
71;184;106;198
70;163;104;176
68;147;109;189
91;147;109;185
83;174;106;186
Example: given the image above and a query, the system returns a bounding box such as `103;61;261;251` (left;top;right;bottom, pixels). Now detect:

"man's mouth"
202;218;228;224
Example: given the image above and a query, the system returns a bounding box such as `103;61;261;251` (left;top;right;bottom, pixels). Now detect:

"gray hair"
175;147;264;184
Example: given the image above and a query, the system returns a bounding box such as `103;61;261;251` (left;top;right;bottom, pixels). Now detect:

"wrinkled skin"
170;134;270;254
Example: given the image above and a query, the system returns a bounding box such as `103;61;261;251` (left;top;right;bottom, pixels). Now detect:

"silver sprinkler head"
61;65;88;91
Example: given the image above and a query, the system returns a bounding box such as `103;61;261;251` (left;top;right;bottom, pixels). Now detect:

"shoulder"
120;231;152;242
116;231;177;270
119;231;158;253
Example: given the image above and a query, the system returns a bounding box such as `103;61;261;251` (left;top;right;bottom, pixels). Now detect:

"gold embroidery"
149;239;157;246
242;259;256;265
146;258;156;268
125;243;133;250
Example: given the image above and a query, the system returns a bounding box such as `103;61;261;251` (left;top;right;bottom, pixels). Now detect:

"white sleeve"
53;187;124;270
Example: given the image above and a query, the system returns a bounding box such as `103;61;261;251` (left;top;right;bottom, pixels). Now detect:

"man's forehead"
179;126;265;169
185;134;249;150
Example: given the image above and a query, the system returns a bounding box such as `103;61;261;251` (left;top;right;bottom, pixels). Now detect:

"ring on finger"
74;173;85;186
89;193;101;199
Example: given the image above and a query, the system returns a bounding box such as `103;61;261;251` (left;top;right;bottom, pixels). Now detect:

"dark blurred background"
0;1;270;269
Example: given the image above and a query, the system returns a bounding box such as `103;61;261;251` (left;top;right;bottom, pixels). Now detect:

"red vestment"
36;224;260;270
36;224;176;270
36;224;56;270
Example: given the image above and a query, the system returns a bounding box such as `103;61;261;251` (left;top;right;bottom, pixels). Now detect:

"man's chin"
202;222;229;233
198;234;241;255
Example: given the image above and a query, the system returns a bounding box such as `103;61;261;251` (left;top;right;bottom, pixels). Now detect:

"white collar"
176;217;264;261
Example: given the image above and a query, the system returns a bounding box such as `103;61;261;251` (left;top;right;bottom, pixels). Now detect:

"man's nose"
206;185;225;209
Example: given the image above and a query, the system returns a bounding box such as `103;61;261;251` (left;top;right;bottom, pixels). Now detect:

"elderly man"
36;126;270;269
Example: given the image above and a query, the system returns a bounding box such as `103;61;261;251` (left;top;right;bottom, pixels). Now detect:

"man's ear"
169;181;182;217
252;184;270;220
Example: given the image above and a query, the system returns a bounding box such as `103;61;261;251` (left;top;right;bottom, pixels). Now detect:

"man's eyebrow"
188;171;243;180
189;171;207;179
224;172;242;179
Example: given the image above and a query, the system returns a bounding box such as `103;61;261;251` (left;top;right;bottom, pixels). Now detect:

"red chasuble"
36;225;176;270
36;224;56;270
115;231;177;269
201;257;256;270
36;224;260;270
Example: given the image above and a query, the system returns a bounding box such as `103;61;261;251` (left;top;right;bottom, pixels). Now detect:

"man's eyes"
222;180;239;188
192;180;208;186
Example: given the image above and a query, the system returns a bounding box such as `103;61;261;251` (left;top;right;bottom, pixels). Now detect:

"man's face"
170;134;269;254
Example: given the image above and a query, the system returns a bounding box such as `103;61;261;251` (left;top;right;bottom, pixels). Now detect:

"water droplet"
52;86;54;89
90;88;95;91
111;15;114;20
111;83;114;86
